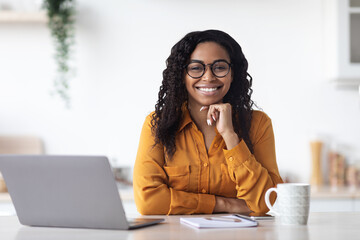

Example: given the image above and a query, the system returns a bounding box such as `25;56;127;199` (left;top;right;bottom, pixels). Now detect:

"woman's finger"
212;113;216;122
199;106;209;112
204;103;232;127
206;105;217;126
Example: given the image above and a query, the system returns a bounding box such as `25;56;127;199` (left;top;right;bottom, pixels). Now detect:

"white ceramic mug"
265;183;311;225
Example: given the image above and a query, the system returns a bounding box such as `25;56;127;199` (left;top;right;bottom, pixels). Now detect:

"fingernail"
212;115;216;121
207;119;211;126
200;106;205;111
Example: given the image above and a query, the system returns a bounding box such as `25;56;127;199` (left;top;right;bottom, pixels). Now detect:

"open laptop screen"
0;155;163;230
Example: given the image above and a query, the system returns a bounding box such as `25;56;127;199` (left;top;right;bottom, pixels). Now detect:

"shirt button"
214;143;219;148
228;156;234;162
203;163;208;167
202;189;206;193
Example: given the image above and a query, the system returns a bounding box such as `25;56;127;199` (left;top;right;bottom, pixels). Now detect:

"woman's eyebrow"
189;59;204;63
189;59;229;64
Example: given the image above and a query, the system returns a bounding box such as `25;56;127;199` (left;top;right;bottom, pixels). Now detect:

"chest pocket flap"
163;165;190;191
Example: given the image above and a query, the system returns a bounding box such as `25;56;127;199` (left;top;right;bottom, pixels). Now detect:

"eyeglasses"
185;60;232;79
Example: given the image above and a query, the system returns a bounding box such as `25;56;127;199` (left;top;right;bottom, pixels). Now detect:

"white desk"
0;212;359;240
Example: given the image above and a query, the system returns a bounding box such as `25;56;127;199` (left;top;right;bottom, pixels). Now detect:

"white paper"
180;215;258;228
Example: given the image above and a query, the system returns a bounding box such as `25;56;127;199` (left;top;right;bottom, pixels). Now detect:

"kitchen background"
0;0;360;185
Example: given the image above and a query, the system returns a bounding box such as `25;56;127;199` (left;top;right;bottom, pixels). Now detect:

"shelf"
332;78;360;90
0;10;47;23
349;7;360;14
311;186;360;199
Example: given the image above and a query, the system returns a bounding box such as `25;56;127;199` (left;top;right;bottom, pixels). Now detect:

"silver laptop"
0;155;164;230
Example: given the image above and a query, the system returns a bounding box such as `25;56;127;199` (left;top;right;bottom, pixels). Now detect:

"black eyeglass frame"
184;59;232;79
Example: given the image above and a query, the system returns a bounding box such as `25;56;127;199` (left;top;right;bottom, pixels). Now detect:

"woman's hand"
213;196;251;214
200;103;240;149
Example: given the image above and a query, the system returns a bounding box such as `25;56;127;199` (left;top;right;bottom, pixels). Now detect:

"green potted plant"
43;0;76;108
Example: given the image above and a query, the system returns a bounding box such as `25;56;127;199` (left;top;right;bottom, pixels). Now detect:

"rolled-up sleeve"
223;112;283;213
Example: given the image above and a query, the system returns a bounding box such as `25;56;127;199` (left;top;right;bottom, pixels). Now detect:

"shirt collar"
177;103;222;137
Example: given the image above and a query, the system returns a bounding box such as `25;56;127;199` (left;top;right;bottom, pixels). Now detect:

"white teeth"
197;87;218;92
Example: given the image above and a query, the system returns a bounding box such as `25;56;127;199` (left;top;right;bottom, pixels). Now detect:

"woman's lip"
195;85;223;88
196;87;219;92
195;86;222;95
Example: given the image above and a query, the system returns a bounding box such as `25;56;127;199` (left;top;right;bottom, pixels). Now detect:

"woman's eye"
189;66;203;71
214;66;226;71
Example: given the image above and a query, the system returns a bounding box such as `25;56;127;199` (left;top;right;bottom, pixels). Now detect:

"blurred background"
0;0;360;192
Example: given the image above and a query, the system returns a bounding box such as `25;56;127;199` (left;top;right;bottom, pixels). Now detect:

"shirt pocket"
219;163;236;197
163;165;190;191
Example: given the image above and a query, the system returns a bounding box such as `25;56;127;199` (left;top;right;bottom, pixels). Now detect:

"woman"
133;30;283;215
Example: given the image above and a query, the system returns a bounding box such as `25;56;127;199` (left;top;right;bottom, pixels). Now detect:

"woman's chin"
199;99;223;106
188;96;224;107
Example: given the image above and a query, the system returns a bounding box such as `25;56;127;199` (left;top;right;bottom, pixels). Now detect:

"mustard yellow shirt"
133;108;283;215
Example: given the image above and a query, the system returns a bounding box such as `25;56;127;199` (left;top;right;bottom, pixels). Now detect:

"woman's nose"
202;66;216;81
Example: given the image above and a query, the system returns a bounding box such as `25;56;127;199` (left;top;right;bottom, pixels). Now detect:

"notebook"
0;155;164;230
180;215;258;228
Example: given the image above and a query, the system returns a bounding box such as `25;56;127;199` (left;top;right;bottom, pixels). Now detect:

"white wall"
1;0;360;182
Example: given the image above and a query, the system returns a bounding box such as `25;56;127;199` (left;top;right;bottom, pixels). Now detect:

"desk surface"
0;212;359;240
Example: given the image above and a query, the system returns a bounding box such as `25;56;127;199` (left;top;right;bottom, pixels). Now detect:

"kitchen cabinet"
311;199;354;212
310;186;360;212
355;199;360;211
327;0;360;88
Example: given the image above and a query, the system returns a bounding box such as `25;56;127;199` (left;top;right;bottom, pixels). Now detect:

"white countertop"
0;187;134;202
310;186;360;199
0;187;137;217
3;185;360;201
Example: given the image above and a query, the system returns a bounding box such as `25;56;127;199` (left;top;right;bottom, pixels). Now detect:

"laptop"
0;155;164;230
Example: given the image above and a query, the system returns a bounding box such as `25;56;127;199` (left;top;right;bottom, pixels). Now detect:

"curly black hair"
151;30;255;159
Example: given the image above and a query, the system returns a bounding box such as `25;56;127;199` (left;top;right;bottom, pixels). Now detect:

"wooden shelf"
0;10;47;23
311;186;360;199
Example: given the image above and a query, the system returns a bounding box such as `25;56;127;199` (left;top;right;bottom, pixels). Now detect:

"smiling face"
184;41;232;108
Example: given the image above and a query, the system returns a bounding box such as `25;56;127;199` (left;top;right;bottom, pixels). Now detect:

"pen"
233;214;258;223
205;217;242;222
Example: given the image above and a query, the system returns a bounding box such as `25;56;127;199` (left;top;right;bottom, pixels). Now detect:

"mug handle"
265;187;279;215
